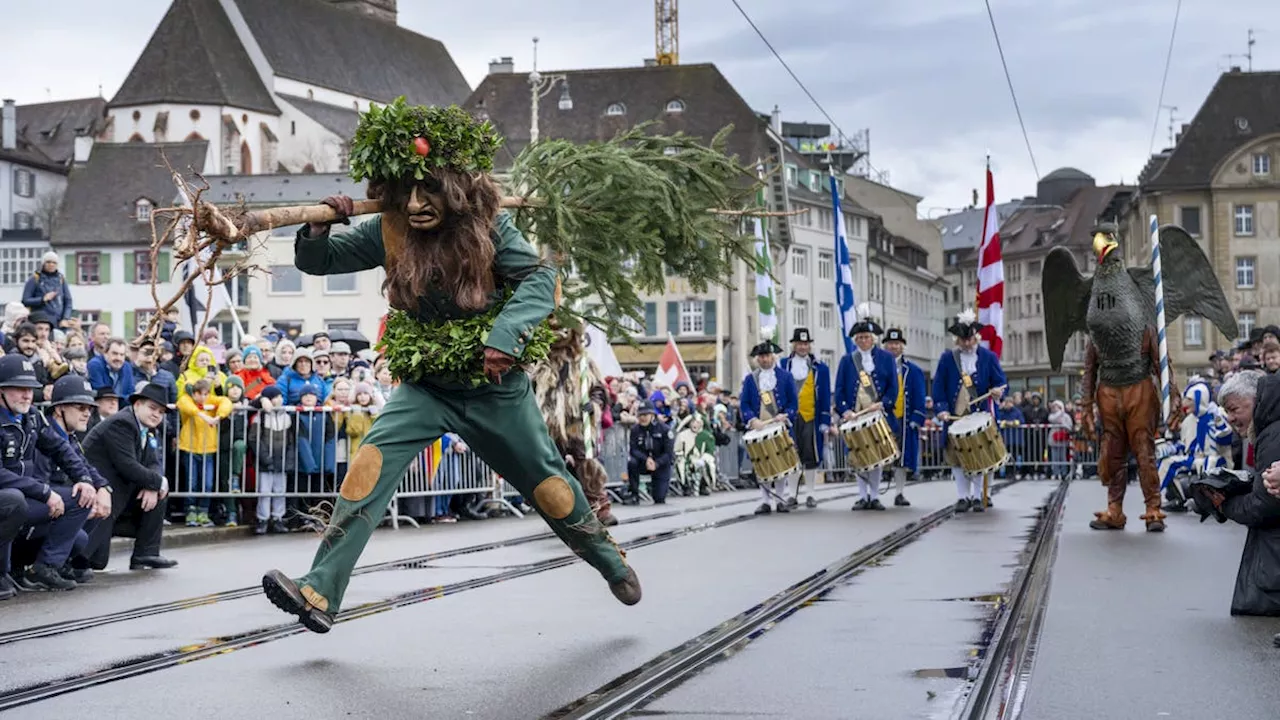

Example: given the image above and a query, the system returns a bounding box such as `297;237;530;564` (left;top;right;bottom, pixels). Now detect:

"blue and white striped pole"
1151;214;1170;424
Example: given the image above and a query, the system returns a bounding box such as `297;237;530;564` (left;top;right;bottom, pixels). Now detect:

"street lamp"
529;37;571;144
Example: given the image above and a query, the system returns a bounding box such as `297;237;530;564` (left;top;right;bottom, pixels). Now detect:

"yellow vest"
798;371;816;422
894;364;906;419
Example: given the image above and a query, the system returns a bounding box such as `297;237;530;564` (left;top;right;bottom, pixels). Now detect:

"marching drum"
947;412;1010;474
839;407;901;471
743;422;801;483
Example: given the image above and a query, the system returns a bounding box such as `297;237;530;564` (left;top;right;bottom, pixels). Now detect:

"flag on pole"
584;322;624;378
830;173;857;356
653;334;692;389
753;164;779;343
976;159;1005;358
179;251;234;334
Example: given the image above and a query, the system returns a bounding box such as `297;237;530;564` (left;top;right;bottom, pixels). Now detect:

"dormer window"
135;199;153;223
665;99;685;113
605;103;626;116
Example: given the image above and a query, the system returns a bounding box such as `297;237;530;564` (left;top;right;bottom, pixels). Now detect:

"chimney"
1175;122;1190;145
322;0;396;24
488;56;514;74
643;58;658;67
73;135;94;164
2;99;15;151
771;105;782;134
1230;65;1241;73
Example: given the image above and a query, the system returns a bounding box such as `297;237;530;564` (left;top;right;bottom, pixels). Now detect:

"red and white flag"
652;334;692;390
977;162;1004;358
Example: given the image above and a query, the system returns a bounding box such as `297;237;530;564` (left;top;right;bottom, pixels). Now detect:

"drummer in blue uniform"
881;328;927;507
740;340;799;515
779;328;831;509
931;309;1007;512
835;305;898;511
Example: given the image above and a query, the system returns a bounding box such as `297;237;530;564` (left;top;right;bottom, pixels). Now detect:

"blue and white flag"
830;174;857;356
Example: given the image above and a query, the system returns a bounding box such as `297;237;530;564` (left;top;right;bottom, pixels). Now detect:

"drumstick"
966;384;1009;409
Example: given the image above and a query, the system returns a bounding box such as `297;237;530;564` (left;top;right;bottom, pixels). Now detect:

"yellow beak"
1092;232;1118;262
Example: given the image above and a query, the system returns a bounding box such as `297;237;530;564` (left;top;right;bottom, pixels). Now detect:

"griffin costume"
262;103;638;633
1042;223;1237;532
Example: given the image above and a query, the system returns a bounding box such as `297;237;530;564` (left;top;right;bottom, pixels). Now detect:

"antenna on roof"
1161;105;1179;147
1247;28;1256;72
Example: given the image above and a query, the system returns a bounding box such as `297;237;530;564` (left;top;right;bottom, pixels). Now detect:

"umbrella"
295;328;371;353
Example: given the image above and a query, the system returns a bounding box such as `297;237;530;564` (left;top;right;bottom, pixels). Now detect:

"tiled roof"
14;98;108;166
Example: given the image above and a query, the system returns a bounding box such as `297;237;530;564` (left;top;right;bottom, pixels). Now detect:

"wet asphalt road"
2;478;1276;719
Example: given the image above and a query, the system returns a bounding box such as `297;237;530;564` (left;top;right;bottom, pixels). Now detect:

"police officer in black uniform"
0;355;96;592
626;400;674;504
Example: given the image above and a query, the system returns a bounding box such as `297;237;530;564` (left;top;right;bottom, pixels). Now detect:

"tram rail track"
0;490;797;647
544;479;1035;720
0;487;869;711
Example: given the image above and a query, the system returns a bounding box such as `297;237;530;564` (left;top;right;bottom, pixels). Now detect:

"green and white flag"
753;174;778;343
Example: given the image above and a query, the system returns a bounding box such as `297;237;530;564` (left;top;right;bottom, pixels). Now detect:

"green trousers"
293;373;631;614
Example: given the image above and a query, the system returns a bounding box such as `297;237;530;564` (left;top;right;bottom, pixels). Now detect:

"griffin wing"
1042;246;1092;372
1127;224;1238;340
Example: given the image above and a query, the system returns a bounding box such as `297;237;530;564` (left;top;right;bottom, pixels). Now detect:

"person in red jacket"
236;346;275;401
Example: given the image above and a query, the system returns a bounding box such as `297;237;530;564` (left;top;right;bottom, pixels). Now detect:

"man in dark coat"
80;383;177;571
626;401;673;505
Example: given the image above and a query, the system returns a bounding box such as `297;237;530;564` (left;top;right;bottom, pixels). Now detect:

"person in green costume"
262;102;641;634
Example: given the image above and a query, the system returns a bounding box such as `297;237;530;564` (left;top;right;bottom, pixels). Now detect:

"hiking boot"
262;570;334;634
609;566;642;606
894;494;911;507
754;503;772;515
955;498;971;513
72;567;94;584
27;563;76;591
254;520;268;535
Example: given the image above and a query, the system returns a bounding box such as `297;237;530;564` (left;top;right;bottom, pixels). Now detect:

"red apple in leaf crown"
413;137;431;156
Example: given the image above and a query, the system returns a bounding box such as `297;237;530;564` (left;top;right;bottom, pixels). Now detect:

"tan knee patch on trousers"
533;475;576;519
339;445;383;502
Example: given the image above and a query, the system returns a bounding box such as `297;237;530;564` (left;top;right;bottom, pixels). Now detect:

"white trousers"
857;468;883;501
760;473;793;504
952;467;984;500
892;467;907;496
795;468;818;497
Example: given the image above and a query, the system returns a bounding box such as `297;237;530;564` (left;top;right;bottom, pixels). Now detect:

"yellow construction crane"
655;0;678;65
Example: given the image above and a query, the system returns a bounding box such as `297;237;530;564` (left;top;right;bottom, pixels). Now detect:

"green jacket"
294;212;554;361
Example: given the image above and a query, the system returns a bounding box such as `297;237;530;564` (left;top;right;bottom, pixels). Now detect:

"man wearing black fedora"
80;382;177;571
780;328;831;508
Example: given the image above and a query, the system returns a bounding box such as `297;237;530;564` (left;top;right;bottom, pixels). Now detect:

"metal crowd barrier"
133;406;1097;528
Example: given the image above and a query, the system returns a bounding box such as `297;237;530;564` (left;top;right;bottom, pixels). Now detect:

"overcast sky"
4;0;1276;213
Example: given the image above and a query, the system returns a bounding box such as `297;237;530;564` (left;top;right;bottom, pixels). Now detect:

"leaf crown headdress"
348;97;504;182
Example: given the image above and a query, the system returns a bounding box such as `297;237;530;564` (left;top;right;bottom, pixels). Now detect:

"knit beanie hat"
242;345;263;362
299;382;320;399
260;385;284;403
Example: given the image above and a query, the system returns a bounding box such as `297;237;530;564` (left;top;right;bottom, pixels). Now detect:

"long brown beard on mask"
375;168;501;313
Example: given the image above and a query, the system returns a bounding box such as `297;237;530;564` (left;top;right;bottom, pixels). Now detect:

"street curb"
110;525;255;552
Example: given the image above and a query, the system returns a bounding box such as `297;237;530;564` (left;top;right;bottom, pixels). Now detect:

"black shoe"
955;498;971;513
27;563;77;591
785;497;799;509
894;494;910;507
460;506;487;521
971;498;985;513
58;564;77;582
868;499;886;511
776;501;791;513
852;498;870;511
130;555;178;570
254;520;268;535
609;566;642;606
72;567;95;584
805;496;818;509
262;569;334;633
754;503;772;515
269;519;289;535
0;574;15;601
12;572;39;592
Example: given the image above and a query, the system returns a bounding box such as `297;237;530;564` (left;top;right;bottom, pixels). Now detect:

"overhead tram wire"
984;0;1039;181
1147;0;1184;156
727;0;921;217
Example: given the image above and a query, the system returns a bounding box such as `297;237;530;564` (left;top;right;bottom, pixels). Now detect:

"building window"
133;250;153;284
12;212;33;230
605;102;626;116
817;251;833;280
1253;153;1271;176
1;247;43;285
1235;205;1255;236
134;309;156;336
77;253;100;284
618;313;643;335
785;165;797;187
1183;315;1203;347
678;300;704;335
820;349;836;368
135;199;152;223
79;310;100;326
324;273;357;294
665;99;685;113
1027;260;1041;276
269;265;303;294
1239;312;1256;341
12;169;34;198
819;302;834;330
791;247;809;277
325;319;360;332
1236;257;1256;289
1180;206;1202;236
792;298;809;328
229;273;250;307
1008;263;1021;282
